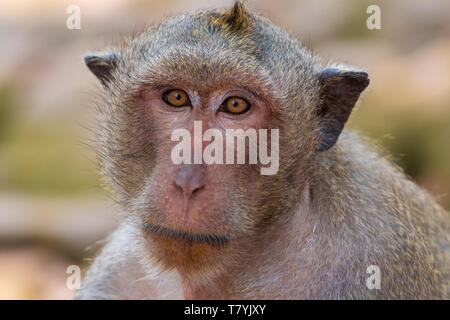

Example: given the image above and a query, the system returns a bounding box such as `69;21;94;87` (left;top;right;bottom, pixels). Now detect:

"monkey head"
84;1;369;280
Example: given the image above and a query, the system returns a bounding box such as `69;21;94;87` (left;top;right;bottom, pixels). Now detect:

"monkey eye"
220;97;250;114
163;89;191;107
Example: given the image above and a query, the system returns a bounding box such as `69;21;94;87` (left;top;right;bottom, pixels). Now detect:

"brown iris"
164;89;190;107
223;97;250;114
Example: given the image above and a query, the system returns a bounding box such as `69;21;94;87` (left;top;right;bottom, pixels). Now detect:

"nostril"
173;180;183;192
174;180;205;199
174;165;206;199
191;184;204;195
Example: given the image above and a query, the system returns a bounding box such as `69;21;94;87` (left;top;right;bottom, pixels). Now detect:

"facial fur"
87;2;364;280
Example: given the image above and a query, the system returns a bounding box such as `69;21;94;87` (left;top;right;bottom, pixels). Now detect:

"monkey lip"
143;221;230;247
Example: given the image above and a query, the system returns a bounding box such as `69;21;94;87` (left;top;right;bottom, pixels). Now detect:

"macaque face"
93;8;320;273
85;2;374;289
129;78;283;269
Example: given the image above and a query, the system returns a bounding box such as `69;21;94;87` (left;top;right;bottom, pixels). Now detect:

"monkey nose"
174;164;206;199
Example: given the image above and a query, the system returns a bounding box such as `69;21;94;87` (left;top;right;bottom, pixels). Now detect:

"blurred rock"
0;194;119;257
0;246;76;299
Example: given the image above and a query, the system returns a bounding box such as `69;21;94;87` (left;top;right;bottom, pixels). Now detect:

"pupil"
175;93;181;100
232;100;239;107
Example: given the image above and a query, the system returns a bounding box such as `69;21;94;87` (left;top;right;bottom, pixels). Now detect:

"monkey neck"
180;185;314;299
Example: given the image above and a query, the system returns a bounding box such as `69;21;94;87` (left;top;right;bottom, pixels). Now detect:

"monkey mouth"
143;222;230;247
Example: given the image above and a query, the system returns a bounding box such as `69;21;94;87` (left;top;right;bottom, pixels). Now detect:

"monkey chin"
141;222;234;280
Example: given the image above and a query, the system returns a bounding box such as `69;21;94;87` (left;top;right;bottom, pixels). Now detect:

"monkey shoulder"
331;130;447;224
315;130;449;298
74;222;183;299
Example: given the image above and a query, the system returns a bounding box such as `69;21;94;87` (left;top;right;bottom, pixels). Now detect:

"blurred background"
0;0;449;299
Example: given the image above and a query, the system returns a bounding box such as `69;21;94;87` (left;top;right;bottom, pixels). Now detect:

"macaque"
76;1;449;299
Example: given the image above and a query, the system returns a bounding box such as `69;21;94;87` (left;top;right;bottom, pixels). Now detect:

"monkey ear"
316;67;369;151
84;51;119;87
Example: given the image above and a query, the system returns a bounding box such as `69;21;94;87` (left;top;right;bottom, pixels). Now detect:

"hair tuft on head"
224;0;251;31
